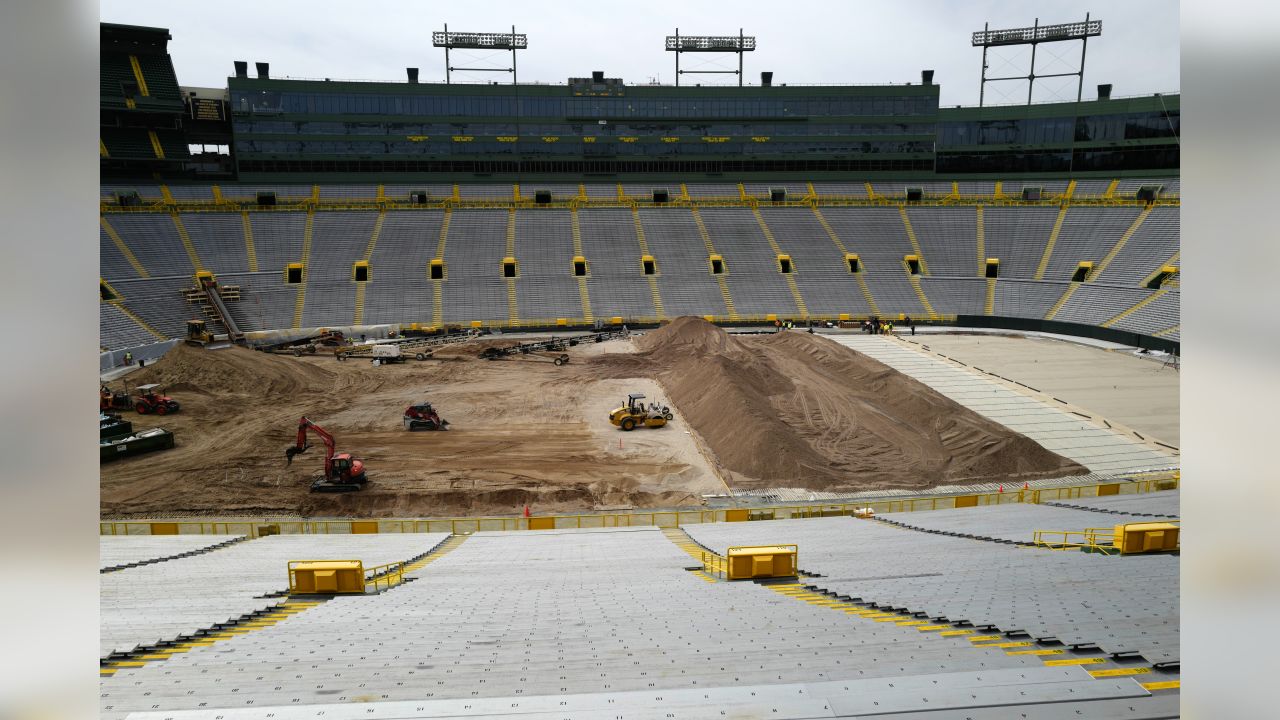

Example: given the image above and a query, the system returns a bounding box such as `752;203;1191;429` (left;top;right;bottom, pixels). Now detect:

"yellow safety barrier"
101;474;1178;538
701;550;728;579
363;561;407;592
1033;521;1180;555
726;545;798;580
286;559;408;594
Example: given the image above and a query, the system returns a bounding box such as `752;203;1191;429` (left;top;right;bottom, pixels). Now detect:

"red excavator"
285;416;368;492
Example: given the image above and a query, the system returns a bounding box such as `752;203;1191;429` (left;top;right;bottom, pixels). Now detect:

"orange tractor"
132;384;181;415
285;416;368;492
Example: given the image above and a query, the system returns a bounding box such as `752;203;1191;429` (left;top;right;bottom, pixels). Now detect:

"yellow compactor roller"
609;393;673;431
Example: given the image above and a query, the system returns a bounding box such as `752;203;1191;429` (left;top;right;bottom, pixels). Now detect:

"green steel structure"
98;23;1178;183
226;76;1176;183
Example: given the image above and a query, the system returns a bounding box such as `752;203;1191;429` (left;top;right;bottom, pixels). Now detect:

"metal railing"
364;561;407;592
1033;519;1180;554
99;191;1177;216
1032;528;1118;554
99;473;1178;538
701;550;728;579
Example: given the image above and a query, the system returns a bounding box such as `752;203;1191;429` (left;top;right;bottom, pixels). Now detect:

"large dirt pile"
593;317;1086;491
127;343;337;397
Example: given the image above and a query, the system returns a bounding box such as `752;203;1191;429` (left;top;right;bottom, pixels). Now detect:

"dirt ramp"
121;344;336;397
594;318;1085;491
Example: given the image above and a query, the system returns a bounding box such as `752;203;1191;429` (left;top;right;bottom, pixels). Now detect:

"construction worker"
123;351;133;366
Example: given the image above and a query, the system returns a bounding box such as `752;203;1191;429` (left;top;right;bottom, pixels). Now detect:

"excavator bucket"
285;443;309;465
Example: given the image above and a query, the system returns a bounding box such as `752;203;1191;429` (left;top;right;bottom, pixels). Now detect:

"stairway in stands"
689;208;739;320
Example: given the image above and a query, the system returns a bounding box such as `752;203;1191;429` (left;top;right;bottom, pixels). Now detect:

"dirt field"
101;319;1085;518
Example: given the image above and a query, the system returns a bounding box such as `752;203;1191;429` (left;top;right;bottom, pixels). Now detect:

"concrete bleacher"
820;207;925;315
363;210;442;325
1054;283;1156;327
100;302;161;347
109;276;200;339
1046;490;1181;518
686;516;1179;666
918;277;985;315
300;211;377;327
100;533;450;658
1092;206;1179;286
99;193;1180;348
907;207;978;277
578;209;656;318
884;503;1150;544
1043;207;1143;282
698;207;797;316
991;278;1066;319
759;207;872;316
984;206;1059;280
1110;289;1180;336
441;210;510;323
104;214;194;277
181;213;250;274
100;535;245;571
98;526;1169;719
638;209;727;316
512;210;584;321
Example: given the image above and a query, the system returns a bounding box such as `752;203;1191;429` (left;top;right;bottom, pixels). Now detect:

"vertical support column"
1078;12;1090;102
1027;18;1039;105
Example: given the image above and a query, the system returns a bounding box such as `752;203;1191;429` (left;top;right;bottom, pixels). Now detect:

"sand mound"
124;344;337;397
593;317;1086;491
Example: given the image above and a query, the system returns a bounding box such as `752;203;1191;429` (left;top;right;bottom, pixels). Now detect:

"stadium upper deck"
100;23;1179;183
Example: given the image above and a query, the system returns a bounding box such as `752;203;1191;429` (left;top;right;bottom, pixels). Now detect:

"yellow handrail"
701;550;728;579
100;474;1178;537
364;561;407;592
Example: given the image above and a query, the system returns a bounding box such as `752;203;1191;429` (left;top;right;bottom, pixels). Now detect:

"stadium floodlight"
665;35;756;52
971;15;1101;106
665;29;756;86
433;25;527;84
431;31;528;50
971;20;1100;47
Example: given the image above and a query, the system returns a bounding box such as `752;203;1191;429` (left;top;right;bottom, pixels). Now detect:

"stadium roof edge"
225;76;942;98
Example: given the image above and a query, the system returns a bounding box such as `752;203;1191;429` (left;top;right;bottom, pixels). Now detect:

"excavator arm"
285;416;337;476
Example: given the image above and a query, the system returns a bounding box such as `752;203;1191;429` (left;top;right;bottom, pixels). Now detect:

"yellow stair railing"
169;213;204;271
631;208;666;318
432;209;451;326
291;209;314;329
241;211;258;272
571;209;593;322
505;209;520;327
897;206;930;275
751;207;809;318
1034;206;1070;280
690;208;739;320
1102;288;1168;328
100;216;150;277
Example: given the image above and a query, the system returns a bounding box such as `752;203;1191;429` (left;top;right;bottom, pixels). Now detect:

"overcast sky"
100;0;1178;107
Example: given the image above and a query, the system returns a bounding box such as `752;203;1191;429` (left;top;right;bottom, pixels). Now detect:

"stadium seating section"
98;522;1179;718
98;181;1179;349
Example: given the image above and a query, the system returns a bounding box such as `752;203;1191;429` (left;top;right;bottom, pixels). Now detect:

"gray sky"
100;0;1178;107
